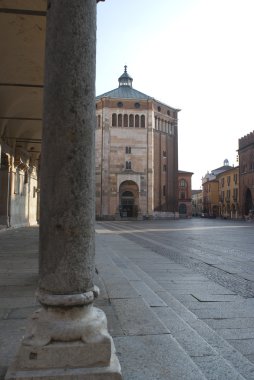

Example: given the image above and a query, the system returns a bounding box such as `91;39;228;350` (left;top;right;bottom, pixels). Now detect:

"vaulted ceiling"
0;0;47;155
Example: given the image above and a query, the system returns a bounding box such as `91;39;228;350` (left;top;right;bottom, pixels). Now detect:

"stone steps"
95;239;254;380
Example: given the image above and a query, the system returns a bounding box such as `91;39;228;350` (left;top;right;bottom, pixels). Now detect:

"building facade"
202;179;219;217
95;67;179;219
239;131;254;217
178;170;193;218
192;190;203;216
201;161;240;219
217;166;239;219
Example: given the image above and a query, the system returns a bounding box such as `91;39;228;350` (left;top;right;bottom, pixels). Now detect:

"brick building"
178;170;193;218
95;66;179;219
239;131;254;216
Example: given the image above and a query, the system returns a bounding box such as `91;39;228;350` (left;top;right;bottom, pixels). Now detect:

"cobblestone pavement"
1;221;254;380
101;219;254;297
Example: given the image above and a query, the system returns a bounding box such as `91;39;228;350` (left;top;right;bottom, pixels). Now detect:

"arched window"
129;114;134;127
179;179;187;188
141;115;145;128
124;114;128;127
112;113;117;127
135;115;139;128
118;114;122;127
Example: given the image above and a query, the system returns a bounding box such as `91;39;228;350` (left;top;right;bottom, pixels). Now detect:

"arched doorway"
119;180;139;218
179;203;187;216
245;188;253;215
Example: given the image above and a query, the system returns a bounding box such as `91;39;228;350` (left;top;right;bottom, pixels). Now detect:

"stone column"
5;1;122;379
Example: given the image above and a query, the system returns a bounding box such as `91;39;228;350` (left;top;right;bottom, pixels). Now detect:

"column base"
5;306;122;380
5;352;122;380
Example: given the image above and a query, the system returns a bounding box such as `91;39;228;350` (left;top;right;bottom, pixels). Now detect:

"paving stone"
99;304;124;337
111;298;168;336
219;328;254;340
5;306;38;320
190;294;242;302
192;355;246;380
0;297;37;308
229;339;254;355
194;306;254;319
156;290;198;323
189;319;254;379
102;276;139;299
154;306;216;357
129;281;167;307
0;286;36;297
0;320;27;358
202;318;254;330
114;335;206;380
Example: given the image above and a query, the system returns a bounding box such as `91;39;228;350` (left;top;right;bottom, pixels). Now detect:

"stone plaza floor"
1;223;254;379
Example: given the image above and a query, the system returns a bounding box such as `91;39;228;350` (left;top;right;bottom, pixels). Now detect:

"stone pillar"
5;1;122;379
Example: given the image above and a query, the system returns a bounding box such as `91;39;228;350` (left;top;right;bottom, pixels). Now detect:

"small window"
163;185;166;196
125;146;131;154
167;110;171;116
141;115;145;128
227;176;231;186
135;115;139;128
118;114;122;127
135;102;140;109
163;164;167;172
180;191;185;199
125;161;131;170
112;113;117;127
157;106;161;112
117;102;123;107
124;114;128;127
129;114;134;127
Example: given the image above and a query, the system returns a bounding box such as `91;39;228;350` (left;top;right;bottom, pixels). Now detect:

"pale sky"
96;0;254;189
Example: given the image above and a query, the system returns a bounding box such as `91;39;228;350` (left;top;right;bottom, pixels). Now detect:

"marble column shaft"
39;0;96;299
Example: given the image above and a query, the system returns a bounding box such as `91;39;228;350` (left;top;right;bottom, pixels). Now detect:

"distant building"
192;190;203;216
217;166;239;219
95;66;180;219
202;159;235;217
202;178;219;216
238;131;254;216
178;170;193;218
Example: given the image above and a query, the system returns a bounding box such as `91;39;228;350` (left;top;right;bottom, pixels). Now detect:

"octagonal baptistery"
95;66;180;220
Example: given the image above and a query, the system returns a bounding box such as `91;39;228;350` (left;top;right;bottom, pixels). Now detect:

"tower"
96;67;180;219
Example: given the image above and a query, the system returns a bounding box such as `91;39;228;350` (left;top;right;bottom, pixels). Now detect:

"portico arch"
119;180;139;218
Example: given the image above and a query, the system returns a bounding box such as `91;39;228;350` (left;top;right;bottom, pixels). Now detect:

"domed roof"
96;66;151;100
118;65;133;87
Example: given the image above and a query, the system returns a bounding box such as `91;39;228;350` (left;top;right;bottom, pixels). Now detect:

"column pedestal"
5;305;121;380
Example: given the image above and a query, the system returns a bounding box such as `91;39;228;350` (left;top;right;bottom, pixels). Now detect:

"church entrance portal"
119;181;139;218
